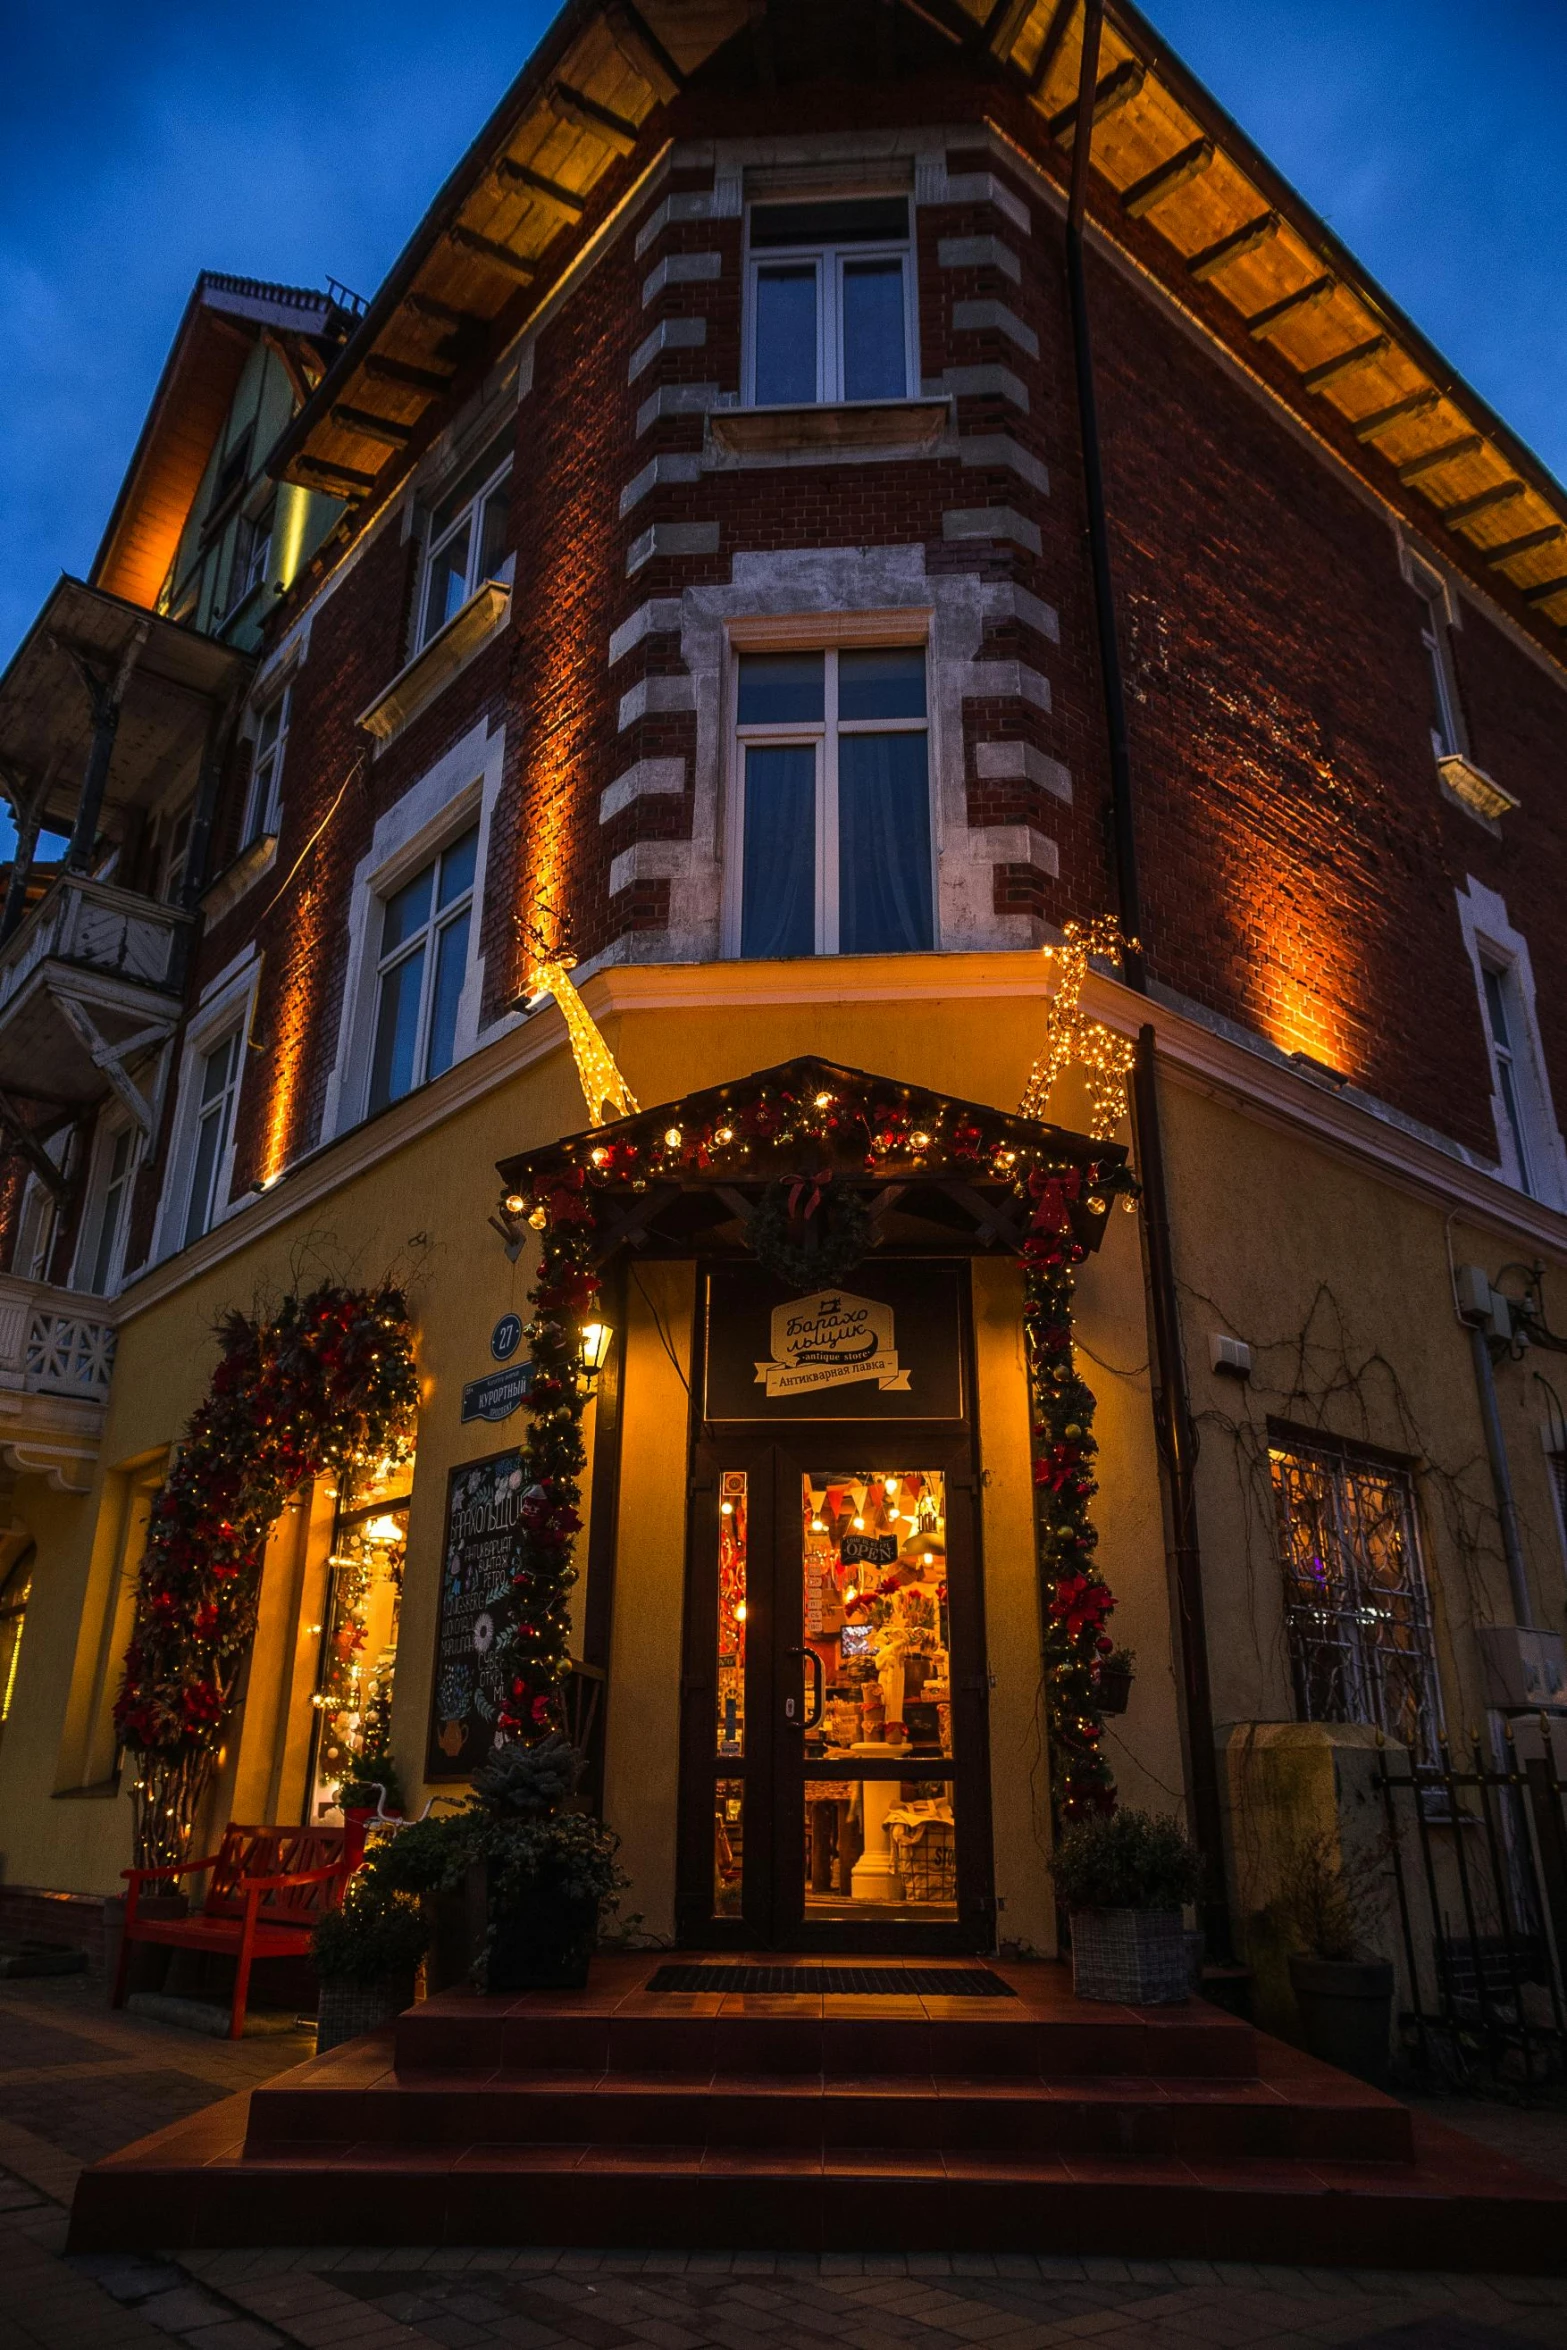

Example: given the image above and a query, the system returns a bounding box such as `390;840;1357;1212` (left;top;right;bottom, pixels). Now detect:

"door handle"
789;1645;824;1730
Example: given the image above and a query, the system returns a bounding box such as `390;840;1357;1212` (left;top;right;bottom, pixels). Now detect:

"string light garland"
520;916;638;1128
496;1062;1135;1818
1020;915;1139;1147
114;1286;418;1869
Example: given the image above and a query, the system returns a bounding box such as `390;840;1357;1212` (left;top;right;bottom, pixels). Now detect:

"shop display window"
800;1468;956;1920
307;1456;413;1822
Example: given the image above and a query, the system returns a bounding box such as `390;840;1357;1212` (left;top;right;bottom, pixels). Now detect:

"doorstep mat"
644;1965;1017;1997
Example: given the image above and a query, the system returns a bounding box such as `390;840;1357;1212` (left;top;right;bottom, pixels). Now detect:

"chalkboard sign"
425;1448;523;1780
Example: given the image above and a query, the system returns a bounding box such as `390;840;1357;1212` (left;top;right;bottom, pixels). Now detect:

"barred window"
1269;1436;1442;1763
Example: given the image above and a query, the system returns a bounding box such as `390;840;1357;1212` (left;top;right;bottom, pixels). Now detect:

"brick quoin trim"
55;52;1567;1291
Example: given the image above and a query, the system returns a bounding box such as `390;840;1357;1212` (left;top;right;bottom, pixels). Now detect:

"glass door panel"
798;1468;957;1923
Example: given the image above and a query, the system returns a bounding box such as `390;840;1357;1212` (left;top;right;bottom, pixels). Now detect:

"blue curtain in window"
838;732;933;953
741;746;815;958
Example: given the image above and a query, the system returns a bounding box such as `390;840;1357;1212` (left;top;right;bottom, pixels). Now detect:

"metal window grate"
1270;1439;1442;1763
644;1964;1016;1997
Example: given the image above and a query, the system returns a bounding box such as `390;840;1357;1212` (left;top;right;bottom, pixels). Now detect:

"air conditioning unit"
1209;1332;1253;1380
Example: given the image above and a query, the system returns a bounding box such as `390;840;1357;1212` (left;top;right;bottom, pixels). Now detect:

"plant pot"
1288;1954;1394;2086
1070;1908;1189;2004
316;1971;416;2054
1097;1666;1133;1714
487;1882;599;1993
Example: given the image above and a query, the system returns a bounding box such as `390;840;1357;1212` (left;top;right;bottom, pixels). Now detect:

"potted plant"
1278;1830;1394;2086
469;1734;626;1993
1050;1808;1204;2004
337;1745;405;1822
359;1806;484;1993
310;1882;430;2052
1096;1647;1135;1714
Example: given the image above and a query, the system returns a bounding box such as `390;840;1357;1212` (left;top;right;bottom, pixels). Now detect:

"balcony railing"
0;874;186;1021
0;1275;117;1401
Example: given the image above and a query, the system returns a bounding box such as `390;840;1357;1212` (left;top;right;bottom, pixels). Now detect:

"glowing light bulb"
885;1478;900;1497
910;1130;931;1150
922;1550;935;1567
716;1126;734;1143
811;1515;825;1534
852;1514;865;1531
590;1146;610;1166
813;1091;834;1108
664;1126;683;1148
721;1500;733;1516
844;1586;859;1607
734;1600;747;1622
503;1194;526;1216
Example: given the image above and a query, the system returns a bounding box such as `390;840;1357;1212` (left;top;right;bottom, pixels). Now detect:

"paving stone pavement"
3;1975;1567;2350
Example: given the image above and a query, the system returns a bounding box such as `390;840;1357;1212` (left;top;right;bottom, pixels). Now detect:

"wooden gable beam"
1244;275;1336;338
1299;333;1390;392
1186;211;1279;283
1027;0;1078;95
603;0;684;103
547;81;640;154
983;0;1039;59
1483;523;1565;567
1351;388;1440;440
1523;575;1567;607
447;225;538;283
1122;136;1214;219
365;353;459;394
1438;480;1526;527
295;453;378;492
331;405;415;448
1396;434;1482;483
1048;56;1145;147
495;157;588;220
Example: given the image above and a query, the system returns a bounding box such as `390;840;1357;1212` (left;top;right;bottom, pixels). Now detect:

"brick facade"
30;50;1567;1289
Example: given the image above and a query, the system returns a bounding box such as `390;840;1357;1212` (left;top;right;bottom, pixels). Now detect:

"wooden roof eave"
268;0;742;506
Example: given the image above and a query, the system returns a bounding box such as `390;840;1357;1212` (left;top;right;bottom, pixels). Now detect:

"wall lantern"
578;1321;613;1389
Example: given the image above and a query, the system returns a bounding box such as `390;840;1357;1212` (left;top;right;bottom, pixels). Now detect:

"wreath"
747;1177;870;1289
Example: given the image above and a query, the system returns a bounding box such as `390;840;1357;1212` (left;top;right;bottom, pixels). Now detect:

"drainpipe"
1467;1321;1533;1627
1062;0;1230;1954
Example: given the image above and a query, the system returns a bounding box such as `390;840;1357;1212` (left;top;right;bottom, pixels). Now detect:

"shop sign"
461;1361;533;1423
425;1448;523;1778
839;1531;900;1568
705;1262;964;1421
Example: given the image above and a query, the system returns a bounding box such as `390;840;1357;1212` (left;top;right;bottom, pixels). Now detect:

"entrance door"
680;1434;995;1949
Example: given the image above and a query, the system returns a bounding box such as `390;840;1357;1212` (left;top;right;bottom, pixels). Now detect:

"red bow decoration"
1028;1163;1083;1235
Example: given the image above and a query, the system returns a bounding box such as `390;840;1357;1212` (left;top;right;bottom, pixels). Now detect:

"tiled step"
69;2103;1567;2269
393;1984;1259;2080
246;2061;1415;2164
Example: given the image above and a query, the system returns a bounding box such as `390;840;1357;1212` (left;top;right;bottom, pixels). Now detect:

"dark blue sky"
2;0;1564;685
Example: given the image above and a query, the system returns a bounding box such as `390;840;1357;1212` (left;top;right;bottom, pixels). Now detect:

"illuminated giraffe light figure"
1019;915;1139;1152
522;917;639;1127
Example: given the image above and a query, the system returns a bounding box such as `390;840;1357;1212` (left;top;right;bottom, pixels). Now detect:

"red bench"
113;1822;361;2039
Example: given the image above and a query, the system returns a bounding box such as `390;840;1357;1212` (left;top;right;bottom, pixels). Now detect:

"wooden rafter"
1121;136;1213;219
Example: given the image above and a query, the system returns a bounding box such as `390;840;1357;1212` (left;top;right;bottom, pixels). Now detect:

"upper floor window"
226;498;274;619
157;803;193;904
731;646;933;960
1413;571;1464;760
747;197;913;407
243;687;290;848
418;435;512;651
367;826;478;1113
79;1123;136;1296
1481;956;1534;1194
184;1029;242;1247
1270;1434;1441;1764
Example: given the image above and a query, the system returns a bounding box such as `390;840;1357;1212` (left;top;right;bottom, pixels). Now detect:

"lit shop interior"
717;1467;956;1920
307;1456;413;1823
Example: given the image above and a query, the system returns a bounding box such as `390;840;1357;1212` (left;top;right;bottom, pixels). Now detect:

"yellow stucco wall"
1;960;1559;1944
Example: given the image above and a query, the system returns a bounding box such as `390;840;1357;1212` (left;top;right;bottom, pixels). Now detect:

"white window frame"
153;958;259;1263
323;718;504;1140
722;640;934;958
14;1131;71;1285
72;1113;139;1297
365;826;480;1116
415;440;513;652
1455;876;1567;1209
242;684;290;848
743;197;917;408
1403;548;1466;761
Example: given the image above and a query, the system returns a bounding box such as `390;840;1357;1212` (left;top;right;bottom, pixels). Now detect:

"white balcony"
0;1273;117;1492
0;873;190;1124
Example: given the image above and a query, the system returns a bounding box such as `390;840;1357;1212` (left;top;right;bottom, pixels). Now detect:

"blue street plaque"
490;1311;524;1362
461;1361;534;1424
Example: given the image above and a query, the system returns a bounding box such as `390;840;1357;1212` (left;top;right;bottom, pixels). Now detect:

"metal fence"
1376;1716;1567;2087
